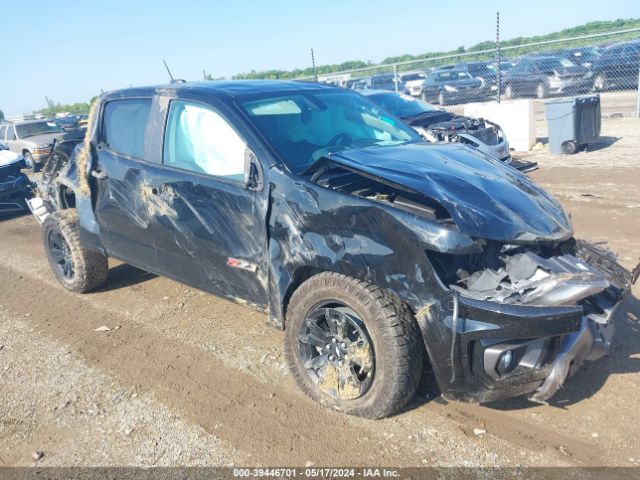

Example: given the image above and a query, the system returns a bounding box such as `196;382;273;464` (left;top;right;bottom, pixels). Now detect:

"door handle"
91;170;108;180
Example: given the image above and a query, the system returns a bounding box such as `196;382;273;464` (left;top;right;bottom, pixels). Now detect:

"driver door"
143;95;270;306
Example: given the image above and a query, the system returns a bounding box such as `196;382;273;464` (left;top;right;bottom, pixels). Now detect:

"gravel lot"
0;113;638;468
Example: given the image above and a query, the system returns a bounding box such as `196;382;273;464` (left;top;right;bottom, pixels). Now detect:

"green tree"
227;17;640;80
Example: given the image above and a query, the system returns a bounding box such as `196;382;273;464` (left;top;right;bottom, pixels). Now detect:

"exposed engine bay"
411;113;510;157
429;239;636;310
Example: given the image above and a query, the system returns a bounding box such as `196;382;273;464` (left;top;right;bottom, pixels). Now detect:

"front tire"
43;209;108;293
438;91;447;106
23;152;39;173
285;272;424;419
593;73;607;92
536;82;548;100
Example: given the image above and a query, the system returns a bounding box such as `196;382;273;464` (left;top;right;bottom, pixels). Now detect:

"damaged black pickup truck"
30;81;639;419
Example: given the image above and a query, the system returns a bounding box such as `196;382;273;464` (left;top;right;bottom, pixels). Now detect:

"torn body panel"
325;144;573;243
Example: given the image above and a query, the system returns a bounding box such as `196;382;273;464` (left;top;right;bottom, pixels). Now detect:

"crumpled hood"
329;143;572;243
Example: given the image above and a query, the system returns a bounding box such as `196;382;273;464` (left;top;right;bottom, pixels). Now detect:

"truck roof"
102;80;339;102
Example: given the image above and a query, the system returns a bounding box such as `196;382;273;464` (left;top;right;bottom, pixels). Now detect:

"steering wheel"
328;133;352;147
311;133;353;161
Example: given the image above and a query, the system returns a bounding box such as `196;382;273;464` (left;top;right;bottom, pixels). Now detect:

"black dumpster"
544;95;601;154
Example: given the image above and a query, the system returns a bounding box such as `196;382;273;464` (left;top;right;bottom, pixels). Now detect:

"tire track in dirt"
0;262;421;466
425;401;602;465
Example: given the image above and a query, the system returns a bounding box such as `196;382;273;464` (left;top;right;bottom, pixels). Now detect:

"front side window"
163;100;246;181
0;126;6;140
103;99;151;158
240;90;419;173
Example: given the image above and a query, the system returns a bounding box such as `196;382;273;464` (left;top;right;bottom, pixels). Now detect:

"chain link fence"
304;28;640;118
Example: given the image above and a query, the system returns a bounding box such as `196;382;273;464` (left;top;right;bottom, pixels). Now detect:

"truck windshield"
240;90;420;173
15;121;62;139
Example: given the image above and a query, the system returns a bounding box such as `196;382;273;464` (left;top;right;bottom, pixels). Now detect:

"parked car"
400;71;427;97
591;40;640;91
369;73;405;92
0;120;64;172
502;56;591;99
447;62;498;100
30;81;639;419
0;143;32;215
420;69;483;105
361;90;515;165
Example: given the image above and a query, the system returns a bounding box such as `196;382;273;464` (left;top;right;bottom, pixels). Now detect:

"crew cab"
30;81;639;418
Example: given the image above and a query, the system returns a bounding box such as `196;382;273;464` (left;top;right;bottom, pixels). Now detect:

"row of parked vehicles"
3;78;635;419
341;39;640;105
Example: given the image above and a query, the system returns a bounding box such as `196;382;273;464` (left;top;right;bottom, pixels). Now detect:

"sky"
1;0;639;115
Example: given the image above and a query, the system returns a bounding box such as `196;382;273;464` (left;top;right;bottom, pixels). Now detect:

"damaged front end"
429;239;638;403
305;144;638;404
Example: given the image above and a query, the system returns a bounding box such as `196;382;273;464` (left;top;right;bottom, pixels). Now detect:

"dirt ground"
0;114;639;468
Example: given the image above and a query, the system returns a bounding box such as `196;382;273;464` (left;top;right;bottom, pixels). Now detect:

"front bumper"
421;242;637;404
0;172;33;214
548;79;591;96
530;316;614;403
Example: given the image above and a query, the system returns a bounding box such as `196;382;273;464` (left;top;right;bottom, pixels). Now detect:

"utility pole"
311;49;318;82
636;59;640;118
496;11;501;103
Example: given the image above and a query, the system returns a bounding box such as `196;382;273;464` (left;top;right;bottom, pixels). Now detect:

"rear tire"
285;272;424;419
504;84;514;100
42;209;108;293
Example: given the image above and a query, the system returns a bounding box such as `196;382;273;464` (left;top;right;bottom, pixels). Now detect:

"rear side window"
102;99;151;159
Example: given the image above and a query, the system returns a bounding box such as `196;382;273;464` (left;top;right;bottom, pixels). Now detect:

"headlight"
444;85;458;93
